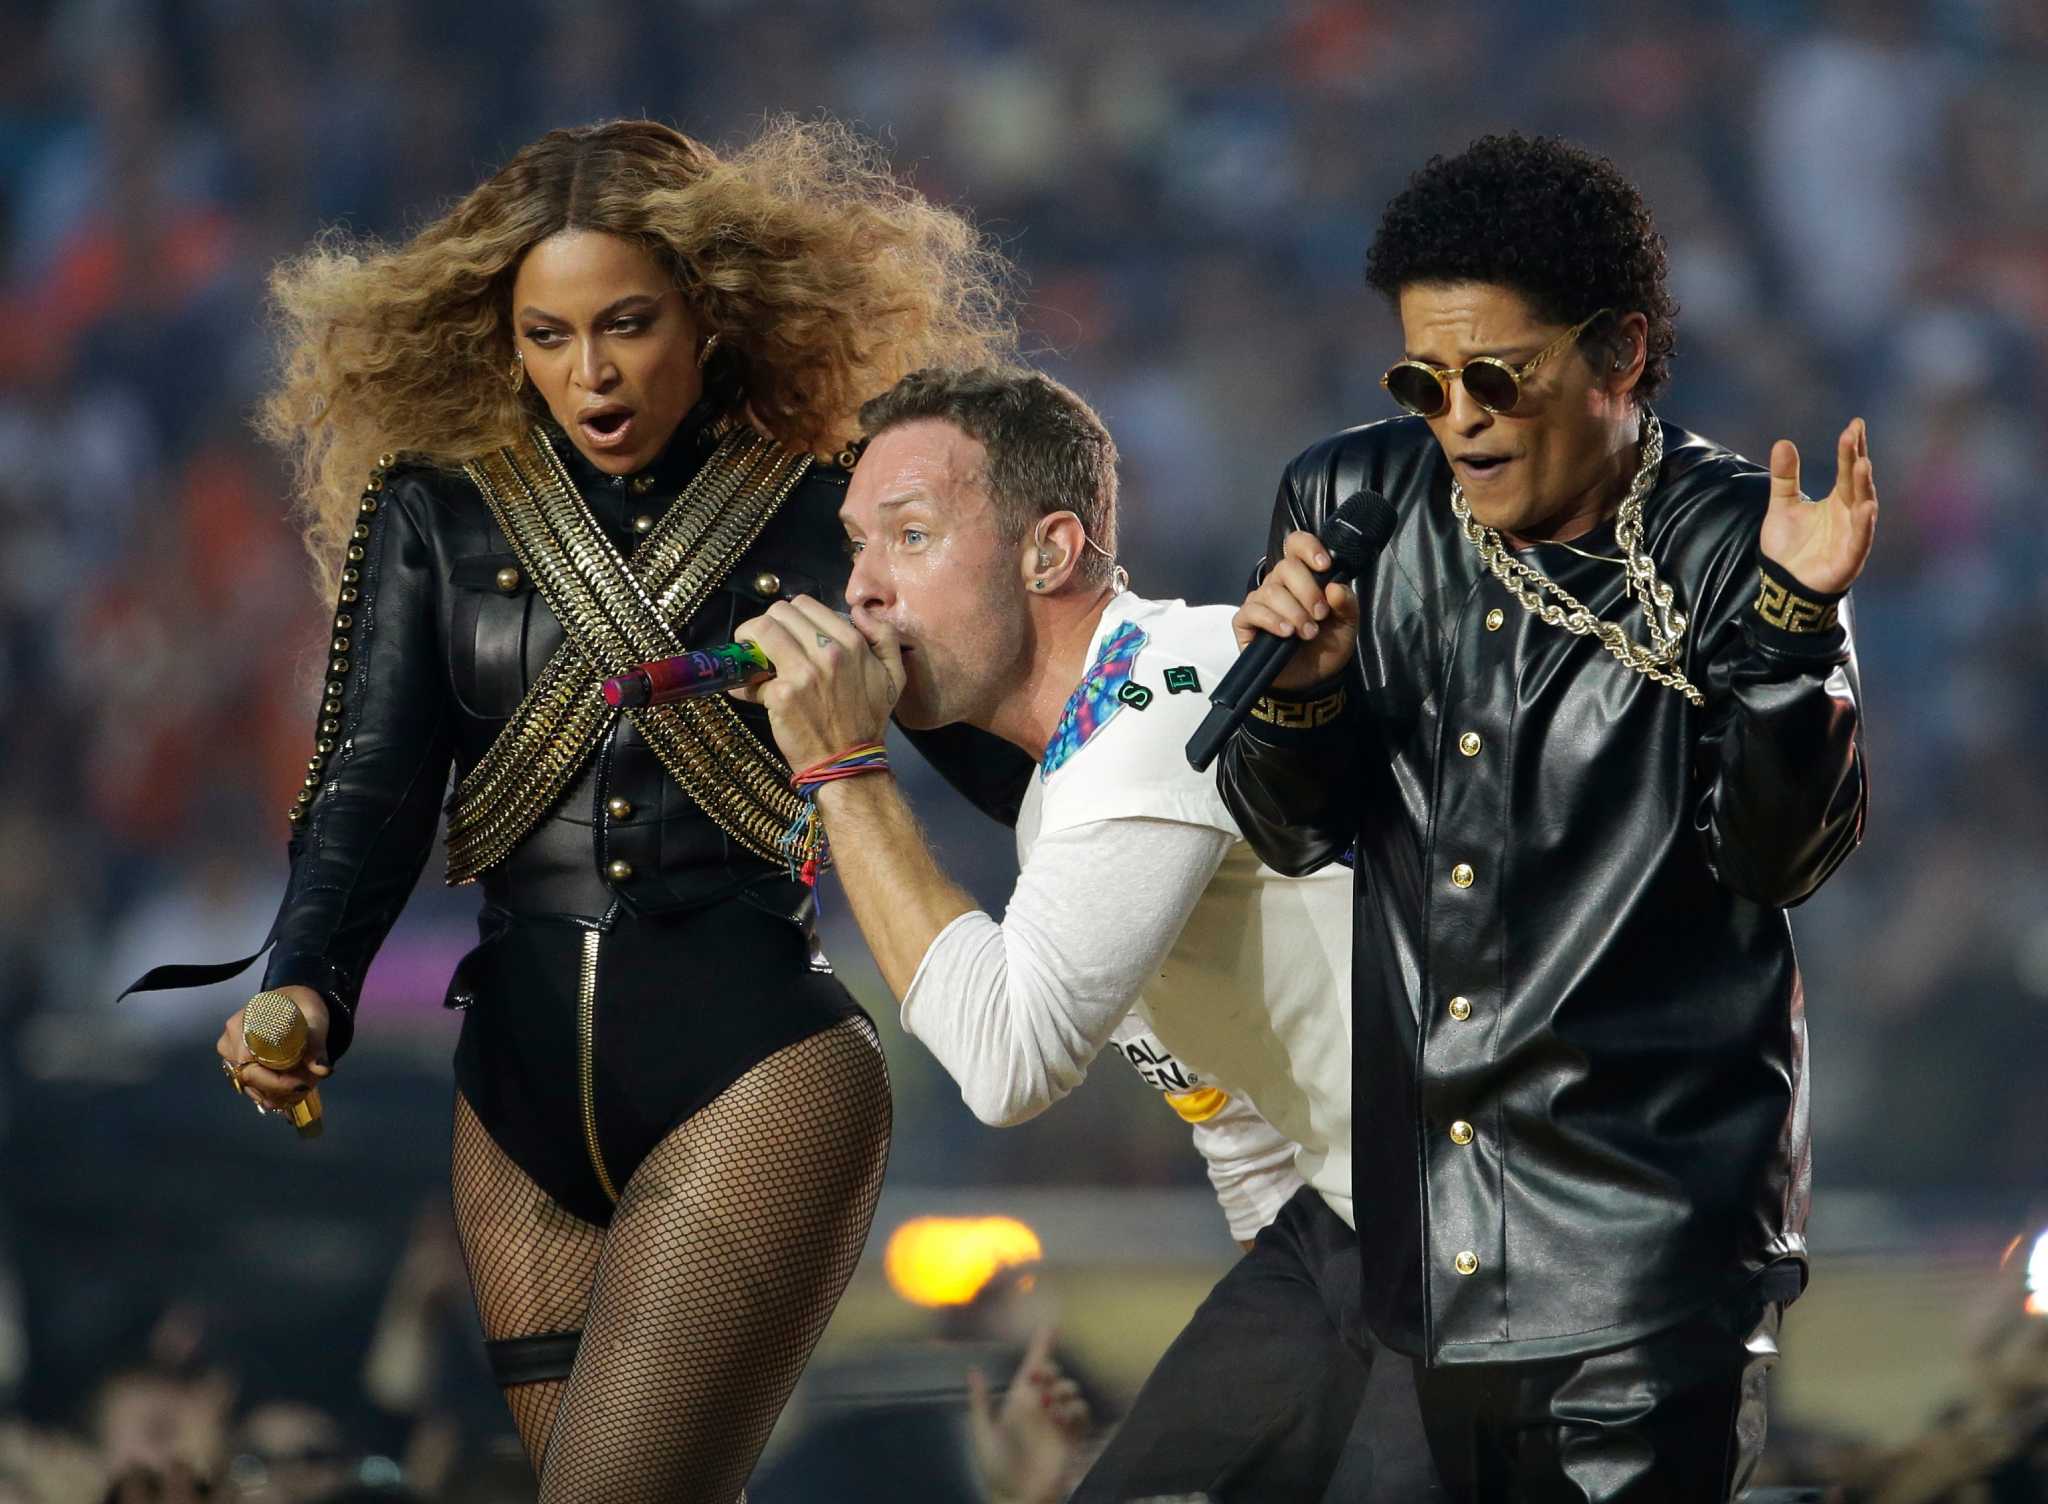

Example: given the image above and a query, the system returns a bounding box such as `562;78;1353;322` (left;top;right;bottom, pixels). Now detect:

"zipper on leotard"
576;929;620;1205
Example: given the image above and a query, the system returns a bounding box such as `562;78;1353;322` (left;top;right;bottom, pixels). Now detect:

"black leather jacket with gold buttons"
249;399;1026;1064
1218;415;1866;1367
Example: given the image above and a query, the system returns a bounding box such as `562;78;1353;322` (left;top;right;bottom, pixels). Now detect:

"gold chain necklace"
1448;413;1705;708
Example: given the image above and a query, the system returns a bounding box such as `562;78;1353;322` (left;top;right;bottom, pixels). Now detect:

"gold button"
496;566;521;591
332;636;350;654
607;797;633;820
633;514;655;534
339;588;358;604
1451;862;1474;889
1485;608;1505;631
358;497;379;516
629;474;654;494
334;614;352;630
606;859;634;882
346;545;365;562
753;570;782;597
1449;1120;1474;1145
1454;1250;1479;1276
1448;995;1472;1021
1459;731;1481;757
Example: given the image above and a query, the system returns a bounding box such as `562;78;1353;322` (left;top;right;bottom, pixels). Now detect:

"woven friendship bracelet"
779;742;891;888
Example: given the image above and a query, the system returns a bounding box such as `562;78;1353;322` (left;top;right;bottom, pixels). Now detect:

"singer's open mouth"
1454;454;1514;483
578;407;636;448
1449;452;1515;477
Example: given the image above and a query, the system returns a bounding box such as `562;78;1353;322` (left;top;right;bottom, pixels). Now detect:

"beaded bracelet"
779;741;891;887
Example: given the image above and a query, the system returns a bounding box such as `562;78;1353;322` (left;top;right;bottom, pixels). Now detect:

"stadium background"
0;0;2043;1496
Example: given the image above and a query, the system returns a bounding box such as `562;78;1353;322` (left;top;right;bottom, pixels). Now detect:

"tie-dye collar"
1041;619;1149;779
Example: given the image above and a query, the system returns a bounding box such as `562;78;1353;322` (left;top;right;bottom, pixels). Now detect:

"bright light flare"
884;1215;1043;1308
2026;1229;2048;1319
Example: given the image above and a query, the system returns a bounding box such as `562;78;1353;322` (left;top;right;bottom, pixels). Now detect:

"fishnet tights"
450;1091;602;1466
450;1015;891;1502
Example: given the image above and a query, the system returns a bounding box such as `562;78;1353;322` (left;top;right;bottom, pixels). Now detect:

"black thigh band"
487;1330;582;1387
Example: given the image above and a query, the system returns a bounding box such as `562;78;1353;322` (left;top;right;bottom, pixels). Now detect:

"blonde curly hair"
260;116;1016;593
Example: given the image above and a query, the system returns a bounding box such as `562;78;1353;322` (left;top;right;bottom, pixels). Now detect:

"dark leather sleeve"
1689;523;1866;909
897;720;1035;829
261;475;456;1061
1214;467;1366;877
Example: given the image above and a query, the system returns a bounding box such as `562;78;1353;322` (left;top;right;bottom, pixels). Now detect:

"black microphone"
1184;489;1398;772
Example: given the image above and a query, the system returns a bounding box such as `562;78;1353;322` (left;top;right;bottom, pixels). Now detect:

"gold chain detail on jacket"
1448;414;1705;709
575;928;619;1205
445;424;817;882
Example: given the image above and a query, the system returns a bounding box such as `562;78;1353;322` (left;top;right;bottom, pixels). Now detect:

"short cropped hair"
857;367;1120;587
1365;133;1678;400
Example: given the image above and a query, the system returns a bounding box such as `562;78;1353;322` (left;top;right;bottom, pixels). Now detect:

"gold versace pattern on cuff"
1753;569;1840;634
1248;687;1348;729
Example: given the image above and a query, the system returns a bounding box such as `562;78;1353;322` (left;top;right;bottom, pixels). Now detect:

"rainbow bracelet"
779;741;890;888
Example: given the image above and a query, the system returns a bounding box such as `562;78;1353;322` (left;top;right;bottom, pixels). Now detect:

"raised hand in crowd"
967;1325;1093;1504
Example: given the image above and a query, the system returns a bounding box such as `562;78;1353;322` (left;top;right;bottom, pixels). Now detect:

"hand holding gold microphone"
216;985;332;1138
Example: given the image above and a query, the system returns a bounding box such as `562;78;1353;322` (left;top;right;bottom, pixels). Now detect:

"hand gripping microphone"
241;990;324;1139
1185;489;1399;773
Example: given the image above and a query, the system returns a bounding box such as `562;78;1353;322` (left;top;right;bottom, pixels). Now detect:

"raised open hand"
1759;417;1879;598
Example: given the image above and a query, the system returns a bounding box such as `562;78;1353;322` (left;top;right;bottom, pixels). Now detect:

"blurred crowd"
0;0;2044;1495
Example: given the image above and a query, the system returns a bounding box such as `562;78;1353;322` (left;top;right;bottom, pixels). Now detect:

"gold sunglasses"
1380;307;1613;418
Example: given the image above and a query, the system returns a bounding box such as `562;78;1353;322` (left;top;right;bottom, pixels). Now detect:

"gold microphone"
241;990;325;1139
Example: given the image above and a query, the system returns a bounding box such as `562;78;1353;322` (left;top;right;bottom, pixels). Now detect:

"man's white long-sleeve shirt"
900;593;1355;1229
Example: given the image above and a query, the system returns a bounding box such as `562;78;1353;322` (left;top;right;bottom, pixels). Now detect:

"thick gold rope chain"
1448;414;1705;709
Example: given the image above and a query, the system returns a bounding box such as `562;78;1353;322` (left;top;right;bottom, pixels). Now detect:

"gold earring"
697;333;721;370
507;355;524;392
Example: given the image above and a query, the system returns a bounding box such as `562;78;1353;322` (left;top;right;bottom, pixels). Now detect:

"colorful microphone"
603;641;775;708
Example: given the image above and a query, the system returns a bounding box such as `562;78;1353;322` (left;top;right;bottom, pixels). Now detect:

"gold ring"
221;1058;246;1095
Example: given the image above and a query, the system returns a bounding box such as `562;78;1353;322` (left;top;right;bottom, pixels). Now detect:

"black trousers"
1072;1187;1444;1504
1073;1175;1790;1503
1401;1266;1795;1503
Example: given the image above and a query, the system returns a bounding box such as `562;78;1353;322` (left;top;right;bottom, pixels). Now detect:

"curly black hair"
1365;133;1678;400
